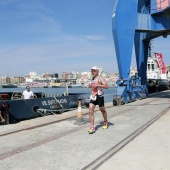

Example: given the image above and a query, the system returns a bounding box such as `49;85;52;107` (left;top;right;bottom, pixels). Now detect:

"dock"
0;90;170;170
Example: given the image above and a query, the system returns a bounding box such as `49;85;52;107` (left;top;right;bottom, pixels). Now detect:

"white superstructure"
147;53;167;80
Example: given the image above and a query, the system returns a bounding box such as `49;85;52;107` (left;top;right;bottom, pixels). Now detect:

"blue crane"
112;0;170;105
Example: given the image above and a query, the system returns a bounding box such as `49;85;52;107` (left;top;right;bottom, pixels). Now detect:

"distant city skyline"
0;0;170;77
0;67;114;78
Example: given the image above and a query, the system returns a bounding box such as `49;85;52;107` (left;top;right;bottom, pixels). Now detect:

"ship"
52;86;64;88
147;53;170;93
1;84;18;88
0;89;89;124
43;86;48;88
130;52;170;93
71;84;84;88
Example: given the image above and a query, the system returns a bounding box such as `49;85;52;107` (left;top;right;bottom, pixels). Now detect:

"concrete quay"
0;91;169;170
97;109;170;170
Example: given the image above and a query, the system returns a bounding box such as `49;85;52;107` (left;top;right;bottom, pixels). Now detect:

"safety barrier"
45;94;62;97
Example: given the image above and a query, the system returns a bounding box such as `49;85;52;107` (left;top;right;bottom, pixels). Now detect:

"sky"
0;0;170;77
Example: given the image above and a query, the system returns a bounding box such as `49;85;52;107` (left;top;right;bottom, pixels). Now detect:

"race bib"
90;95;97;101
98;89;103;96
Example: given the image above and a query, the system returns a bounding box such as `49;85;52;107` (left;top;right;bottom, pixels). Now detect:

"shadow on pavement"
95;121;114;131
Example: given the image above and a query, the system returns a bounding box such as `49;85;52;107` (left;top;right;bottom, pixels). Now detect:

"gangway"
112;0;170;105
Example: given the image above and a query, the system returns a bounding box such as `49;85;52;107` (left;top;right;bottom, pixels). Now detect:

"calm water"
0;87;116;103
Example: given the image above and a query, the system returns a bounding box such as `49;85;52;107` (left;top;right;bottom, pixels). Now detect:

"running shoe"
88;127;95;134
103;121;109;129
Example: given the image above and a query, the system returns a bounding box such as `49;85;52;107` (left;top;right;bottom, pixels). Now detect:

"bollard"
74;100;86;125
77;100;83;120
117;98;122;106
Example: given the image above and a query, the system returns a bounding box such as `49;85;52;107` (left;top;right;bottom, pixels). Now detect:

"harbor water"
0;87;116;103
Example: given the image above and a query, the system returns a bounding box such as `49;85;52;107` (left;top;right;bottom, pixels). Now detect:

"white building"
30;72;37;78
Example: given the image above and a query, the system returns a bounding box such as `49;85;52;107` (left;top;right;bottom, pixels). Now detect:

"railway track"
82;107;170;170
0;95;160;138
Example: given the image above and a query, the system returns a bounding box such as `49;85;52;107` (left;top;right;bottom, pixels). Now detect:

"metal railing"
144;0;170;12
157;0;170;10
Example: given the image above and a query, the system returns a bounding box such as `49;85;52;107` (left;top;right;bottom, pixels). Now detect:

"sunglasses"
91;69;97;72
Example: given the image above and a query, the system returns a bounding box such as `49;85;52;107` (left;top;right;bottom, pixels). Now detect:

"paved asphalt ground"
0;91;169;170
97;110;170;170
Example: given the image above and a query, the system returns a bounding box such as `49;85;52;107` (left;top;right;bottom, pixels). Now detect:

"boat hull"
0;93;89;124
1;85;18;88
147;79;170;93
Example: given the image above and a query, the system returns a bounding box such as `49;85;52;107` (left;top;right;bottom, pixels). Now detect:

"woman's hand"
92;84;98;88
88;83;92;88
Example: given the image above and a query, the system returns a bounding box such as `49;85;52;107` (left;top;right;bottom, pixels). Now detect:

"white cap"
91;66;99;70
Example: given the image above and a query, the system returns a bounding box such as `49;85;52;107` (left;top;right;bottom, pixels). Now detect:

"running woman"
88;66;109;134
